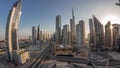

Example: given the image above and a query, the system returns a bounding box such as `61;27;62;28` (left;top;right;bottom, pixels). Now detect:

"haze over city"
0;0;120;39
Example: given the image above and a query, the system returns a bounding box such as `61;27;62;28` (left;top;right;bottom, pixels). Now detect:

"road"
26;43;53;68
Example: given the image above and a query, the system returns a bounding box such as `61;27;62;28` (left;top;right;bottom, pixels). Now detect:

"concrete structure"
37;25;40;40
76;20;85;46
105;21;113;50
93;15;104;50
13;49;30;64
6;0;22;61
32;26;37;44
89;18;96;50
55;15;61;44
70;9;76;43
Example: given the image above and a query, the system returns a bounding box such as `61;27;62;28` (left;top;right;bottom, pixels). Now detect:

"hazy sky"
0;0;120;39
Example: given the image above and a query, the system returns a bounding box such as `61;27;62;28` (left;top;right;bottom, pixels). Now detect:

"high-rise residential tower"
105;21;113;50
32;26;37;44
76;20;85;46
40;30;43;42
6;0;22;61
55;15;61;44
112;24;120;49
70;9;76;43
89;18;96;50
37;25;40;40
93;15;104;50
62;24;70;45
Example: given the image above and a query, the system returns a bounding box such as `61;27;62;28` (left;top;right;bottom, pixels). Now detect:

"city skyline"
0;0;120;39
0;0;120;67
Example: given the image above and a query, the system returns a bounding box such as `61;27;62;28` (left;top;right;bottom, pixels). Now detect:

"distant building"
37;25;40;40
70;9;76;44
93;15;104;50
6;0;22;61
105;21;113;50
41;29;50;42
32;26;37;45
76;20;85;46
89;18;96;50
68;31;71;45
40;30;43;42
55;15;61;44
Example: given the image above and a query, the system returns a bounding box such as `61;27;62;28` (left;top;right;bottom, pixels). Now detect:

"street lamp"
115;0;120;6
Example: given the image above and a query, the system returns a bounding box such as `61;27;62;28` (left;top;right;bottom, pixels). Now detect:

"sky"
0;0;120;39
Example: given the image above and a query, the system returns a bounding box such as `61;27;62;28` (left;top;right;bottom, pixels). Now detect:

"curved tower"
6;0;22;61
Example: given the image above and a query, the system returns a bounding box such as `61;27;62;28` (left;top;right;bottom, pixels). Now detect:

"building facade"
37;25;40;40
89;18;96;50
62;24;70;45
76;20;85;46
55;15;61;44
93;15;104;50
32;26;37;45
105;21;113;50
112;24;120;49
6;0;22;61
70;10;76;43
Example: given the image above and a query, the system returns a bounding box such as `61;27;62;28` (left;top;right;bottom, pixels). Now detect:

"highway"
26;43;53;68
56;56;120;66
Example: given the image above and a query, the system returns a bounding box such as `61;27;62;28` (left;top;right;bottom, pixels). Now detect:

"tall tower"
32;26;37;44
6;0;22;61
55;15;61;44
105;21;113;50
37;25;40;40
89;18;96;50
112;24;120;49
63;24;70;45
70;9;76;44
93;15;104;50
76;20;85;46
40;30;43;42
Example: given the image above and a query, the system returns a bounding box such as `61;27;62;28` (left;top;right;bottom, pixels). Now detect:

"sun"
101;16;120;26
110;25;113;29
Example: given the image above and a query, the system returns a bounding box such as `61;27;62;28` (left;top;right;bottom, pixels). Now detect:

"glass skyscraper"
6;0;22;61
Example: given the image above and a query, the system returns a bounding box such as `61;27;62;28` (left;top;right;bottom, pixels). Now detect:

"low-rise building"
13;49;30;64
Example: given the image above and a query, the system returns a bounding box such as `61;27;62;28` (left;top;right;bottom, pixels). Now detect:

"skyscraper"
76;20;85;46
32;26;37;44
70;9;76;43
112;24;120;49
62;24;70;45
40;30;43;42
89;18;96;50
6;0;22;61
55;15;61;44
105;21;113;50
93;15;104;50
37;25;40;40
76;24;80;45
